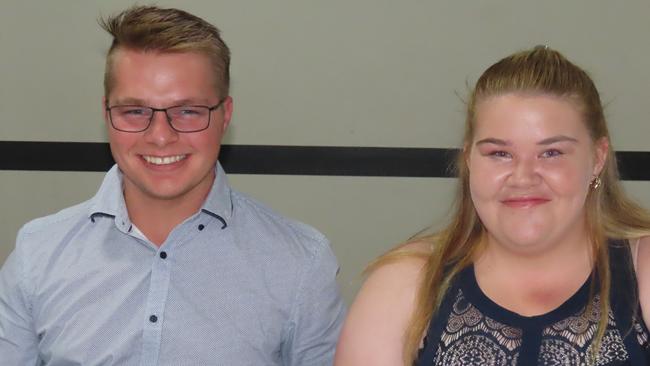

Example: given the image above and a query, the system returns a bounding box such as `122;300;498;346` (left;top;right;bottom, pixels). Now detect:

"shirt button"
198;224;205;231
149;315;158;323
159;251;167;259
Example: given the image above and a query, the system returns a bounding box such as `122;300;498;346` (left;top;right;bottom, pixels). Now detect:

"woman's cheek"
542;163;588;196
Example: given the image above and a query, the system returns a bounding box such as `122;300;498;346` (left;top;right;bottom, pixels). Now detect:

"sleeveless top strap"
609;240;649;365
415;276;462;365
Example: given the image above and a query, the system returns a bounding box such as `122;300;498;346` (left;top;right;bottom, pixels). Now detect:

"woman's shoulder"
633;235;650;272
355;239;432;318
367;241;431;289
334;241;431;365
362;241;433;298
362;240;433;292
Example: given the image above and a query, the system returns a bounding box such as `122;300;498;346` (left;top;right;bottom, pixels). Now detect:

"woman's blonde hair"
372;46;650;365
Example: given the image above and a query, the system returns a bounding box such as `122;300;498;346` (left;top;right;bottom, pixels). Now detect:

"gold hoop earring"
590;176;602;190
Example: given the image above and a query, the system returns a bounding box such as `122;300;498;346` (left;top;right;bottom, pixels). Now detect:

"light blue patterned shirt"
0;164;345;366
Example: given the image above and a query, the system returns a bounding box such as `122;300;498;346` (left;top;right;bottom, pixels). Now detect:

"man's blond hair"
99;5;230;99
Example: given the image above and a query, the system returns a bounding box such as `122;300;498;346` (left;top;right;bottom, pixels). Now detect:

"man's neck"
123;177;214;246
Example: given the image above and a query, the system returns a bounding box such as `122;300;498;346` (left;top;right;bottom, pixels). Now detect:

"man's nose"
143;110;179;146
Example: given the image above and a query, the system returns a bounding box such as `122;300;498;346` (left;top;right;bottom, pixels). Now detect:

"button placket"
140;248;172;365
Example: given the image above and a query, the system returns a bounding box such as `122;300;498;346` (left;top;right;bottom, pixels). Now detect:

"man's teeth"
143;155;186;165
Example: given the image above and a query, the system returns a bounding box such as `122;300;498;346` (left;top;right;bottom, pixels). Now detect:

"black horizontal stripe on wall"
0;141;648;180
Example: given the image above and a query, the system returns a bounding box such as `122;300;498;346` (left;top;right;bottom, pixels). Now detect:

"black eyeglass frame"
105;97;227;133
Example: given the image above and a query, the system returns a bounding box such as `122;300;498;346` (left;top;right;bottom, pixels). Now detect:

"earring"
590;176;602;190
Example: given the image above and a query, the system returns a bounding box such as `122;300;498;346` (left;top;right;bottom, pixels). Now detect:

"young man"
0;6;345;365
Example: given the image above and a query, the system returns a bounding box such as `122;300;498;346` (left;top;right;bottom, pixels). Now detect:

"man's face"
104;48;232;205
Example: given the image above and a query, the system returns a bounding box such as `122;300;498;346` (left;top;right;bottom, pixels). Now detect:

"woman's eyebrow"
537;135;579;145
475;137;509;146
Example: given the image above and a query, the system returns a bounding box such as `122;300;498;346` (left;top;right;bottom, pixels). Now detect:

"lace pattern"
441;290;522;351
634;321;649;348
430;290;644;366
539;296;628;365
434;290;520;366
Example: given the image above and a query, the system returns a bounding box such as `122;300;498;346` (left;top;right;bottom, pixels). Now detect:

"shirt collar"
200;162;233;224
88;165;127;218
87;163;233;227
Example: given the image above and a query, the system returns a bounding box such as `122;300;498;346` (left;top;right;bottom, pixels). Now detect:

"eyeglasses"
105;98;226;133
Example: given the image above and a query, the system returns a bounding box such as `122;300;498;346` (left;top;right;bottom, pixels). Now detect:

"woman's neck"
473;232;594;316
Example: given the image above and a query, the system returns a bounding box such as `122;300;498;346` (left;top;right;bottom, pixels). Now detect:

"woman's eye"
541;149;563;158
489;151;511;158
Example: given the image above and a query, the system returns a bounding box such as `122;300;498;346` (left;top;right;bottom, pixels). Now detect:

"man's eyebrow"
168;99;213;106
475;138;509;146
109;98;212;106
537;135;579;145
110;97;146;106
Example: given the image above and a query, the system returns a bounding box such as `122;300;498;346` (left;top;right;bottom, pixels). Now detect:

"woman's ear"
593;137;609;176
463;143;471;167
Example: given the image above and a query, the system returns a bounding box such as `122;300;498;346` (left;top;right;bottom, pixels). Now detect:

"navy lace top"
416;242;650;366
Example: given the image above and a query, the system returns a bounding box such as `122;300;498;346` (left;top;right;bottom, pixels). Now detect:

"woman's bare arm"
334;255;426;366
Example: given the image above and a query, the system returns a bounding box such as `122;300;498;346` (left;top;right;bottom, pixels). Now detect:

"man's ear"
220;96;234;132
102;96;110;125
593;137;609;176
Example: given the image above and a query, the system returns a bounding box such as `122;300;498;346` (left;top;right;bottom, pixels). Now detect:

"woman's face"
467;93;607;253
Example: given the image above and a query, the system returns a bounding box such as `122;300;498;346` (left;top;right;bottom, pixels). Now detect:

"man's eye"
171;107;207;119
179;108;200;115
122;108;148;116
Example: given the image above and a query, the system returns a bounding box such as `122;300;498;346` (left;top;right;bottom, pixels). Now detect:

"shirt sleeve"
281;240;347;366
0;230;40;366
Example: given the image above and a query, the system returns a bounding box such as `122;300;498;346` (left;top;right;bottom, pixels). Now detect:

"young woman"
335;47;650;365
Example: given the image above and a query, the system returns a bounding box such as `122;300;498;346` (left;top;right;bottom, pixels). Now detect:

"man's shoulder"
10;199;94;288
229;189;330;256
17;199;93;247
